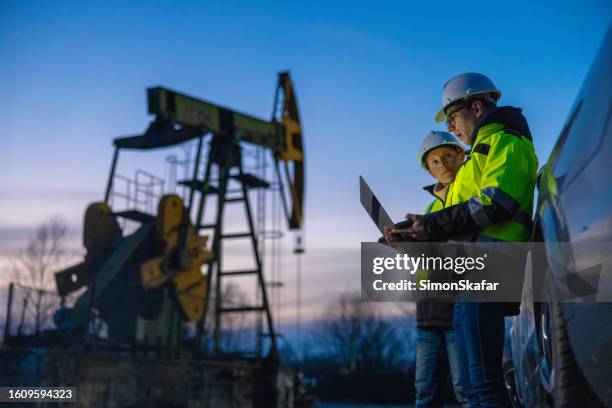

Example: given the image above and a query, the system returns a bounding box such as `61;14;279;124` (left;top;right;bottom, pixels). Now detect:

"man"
391;73;538;407
411;131;469;408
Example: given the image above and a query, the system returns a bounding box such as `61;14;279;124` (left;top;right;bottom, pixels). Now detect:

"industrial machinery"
52;72;304;358
1;72;307;407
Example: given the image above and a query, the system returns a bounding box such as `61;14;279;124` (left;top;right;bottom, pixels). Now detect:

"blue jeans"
453;302;511;408
415;327;468;408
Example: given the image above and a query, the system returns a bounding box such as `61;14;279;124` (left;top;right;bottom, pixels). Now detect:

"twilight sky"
1;1;610;325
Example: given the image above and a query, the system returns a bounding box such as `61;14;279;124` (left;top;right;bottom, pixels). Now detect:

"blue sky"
1;1;610;322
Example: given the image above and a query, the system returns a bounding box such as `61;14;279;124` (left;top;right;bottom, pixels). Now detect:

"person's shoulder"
489;128;531;146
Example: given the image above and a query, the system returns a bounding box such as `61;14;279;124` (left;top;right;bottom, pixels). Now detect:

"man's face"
445;102;478;144
425;146;465;184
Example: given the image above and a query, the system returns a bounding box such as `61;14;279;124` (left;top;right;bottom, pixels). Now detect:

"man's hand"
385;214;430;241
401;213;430;240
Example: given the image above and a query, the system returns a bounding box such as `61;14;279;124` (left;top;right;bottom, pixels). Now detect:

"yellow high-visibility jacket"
424;106;538;242
423;183;447;214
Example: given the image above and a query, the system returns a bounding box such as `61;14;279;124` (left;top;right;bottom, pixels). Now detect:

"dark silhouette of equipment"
51;72;304;359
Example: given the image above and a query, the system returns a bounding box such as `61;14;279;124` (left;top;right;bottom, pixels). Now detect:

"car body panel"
510;24;612;406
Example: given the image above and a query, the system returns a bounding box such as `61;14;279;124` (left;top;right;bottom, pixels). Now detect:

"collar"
469;106;531;145
422;182;450;202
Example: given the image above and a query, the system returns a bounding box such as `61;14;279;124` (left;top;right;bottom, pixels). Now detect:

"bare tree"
201;281;252;352
11;217;69;334
220;282;251;351
319;292;406;372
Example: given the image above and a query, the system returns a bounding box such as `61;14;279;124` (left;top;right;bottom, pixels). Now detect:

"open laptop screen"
359;175;394;235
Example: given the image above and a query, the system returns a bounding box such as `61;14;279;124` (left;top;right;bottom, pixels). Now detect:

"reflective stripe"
471;143;490;155
474;234;528;259
481;187;519;214
512;209;533;230
467;197;493;228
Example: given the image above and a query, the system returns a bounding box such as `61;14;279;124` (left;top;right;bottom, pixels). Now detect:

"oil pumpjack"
1;72;309;407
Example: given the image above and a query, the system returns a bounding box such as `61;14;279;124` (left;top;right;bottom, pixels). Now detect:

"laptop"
359;175;396;235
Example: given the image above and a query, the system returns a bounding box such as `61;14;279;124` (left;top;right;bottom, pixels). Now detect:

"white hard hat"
418;131;464;170
434;73;502;123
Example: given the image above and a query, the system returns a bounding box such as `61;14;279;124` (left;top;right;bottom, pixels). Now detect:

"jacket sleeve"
423;134;534;240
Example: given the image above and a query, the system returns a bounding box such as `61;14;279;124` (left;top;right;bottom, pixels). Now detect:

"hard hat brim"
434;108;447;123
434;89;501;123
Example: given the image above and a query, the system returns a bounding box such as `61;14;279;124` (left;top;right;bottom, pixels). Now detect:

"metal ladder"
180;135;278;358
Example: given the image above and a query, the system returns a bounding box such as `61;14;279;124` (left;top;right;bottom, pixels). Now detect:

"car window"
549;100;583;167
